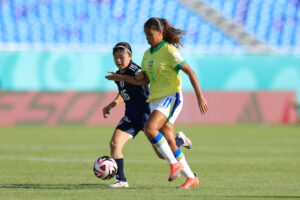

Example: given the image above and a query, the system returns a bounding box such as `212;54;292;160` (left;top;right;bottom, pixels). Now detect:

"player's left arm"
180;63;208;115
102;93;124;118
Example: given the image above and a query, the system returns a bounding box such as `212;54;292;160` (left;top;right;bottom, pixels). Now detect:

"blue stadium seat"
0;0;299;53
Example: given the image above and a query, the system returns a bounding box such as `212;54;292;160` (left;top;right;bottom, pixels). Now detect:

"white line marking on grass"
0;145;102;151
0;156;161;163
0;155;92;163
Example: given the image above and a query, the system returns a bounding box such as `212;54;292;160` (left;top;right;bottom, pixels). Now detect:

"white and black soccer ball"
93;156;118;180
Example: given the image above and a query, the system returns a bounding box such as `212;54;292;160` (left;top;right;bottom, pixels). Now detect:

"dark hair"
113;42;132;55
144;17;185;48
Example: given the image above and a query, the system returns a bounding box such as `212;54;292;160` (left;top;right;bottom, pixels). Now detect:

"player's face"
144;27;163;48
113;50;132;70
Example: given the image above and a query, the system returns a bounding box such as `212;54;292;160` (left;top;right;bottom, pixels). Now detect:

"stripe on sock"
173;148;183;161
150;133;165;147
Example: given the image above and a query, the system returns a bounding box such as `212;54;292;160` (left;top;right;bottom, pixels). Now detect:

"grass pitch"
0;125;299;200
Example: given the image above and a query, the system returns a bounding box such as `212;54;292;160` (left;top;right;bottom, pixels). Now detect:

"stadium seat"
0;0;299;53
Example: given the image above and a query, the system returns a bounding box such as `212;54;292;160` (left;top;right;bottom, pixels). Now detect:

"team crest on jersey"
148;61;153;68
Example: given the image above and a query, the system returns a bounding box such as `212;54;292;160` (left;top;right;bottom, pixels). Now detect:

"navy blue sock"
175;137;184;148
115;158;126;182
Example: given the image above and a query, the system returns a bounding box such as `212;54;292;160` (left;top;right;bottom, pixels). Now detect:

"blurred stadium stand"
188;0;300;54
0;0;300;53
0;0;299;125
1;0;298;53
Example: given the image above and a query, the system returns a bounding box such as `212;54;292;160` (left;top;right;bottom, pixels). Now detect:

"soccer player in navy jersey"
103;42;192;188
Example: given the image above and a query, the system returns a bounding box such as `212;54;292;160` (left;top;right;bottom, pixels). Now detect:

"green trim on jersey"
150;40;166;54
174;60;186;73
141;71;147;74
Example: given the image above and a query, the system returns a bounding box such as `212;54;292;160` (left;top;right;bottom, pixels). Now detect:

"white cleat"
176;131;192;149
108;181;129;188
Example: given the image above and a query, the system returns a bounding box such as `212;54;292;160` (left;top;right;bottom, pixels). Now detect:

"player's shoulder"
164;42;184;62
164;42;179;52
127;61;141;73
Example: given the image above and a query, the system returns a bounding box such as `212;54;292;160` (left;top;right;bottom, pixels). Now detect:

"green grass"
0;125;300;200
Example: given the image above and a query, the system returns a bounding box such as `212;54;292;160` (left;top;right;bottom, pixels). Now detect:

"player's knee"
144;124;157;139
166;137;175;146
110;139;119;150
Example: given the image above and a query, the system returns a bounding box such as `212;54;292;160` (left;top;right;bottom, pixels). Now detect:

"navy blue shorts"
116;117;144;138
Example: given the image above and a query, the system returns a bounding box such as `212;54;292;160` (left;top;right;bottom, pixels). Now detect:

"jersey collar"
150;40;165;54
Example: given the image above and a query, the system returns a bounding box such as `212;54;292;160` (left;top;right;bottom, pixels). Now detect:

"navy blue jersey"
115;61;150;124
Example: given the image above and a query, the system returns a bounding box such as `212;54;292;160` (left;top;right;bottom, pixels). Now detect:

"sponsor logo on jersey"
172;51;182;62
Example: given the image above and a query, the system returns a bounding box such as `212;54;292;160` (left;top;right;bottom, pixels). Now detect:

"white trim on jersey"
135;69;142;75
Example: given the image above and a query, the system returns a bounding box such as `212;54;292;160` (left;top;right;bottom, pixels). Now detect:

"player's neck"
120;61;131;73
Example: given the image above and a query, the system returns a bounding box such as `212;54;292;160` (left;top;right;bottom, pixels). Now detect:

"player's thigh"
111;117;144;148
144;110;167;139
110;129;132;149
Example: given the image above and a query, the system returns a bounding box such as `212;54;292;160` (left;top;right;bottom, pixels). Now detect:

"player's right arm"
102;93;124;118
105;71;150;86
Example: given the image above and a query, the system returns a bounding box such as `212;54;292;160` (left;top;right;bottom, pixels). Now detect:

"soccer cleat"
168;162;184;182
108;180;129;188
179;174;199;189
176;131;192;149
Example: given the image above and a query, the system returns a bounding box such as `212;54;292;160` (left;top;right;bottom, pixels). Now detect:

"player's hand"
135;72;144;81
102;105;112;118
105;71;124;81
198;96;208;115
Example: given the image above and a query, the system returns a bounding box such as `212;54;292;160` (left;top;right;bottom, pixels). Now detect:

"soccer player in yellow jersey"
140;17;208;189
106;17;208;189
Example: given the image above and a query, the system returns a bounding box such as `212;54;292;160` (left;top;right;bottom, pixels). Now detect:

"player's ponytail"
144;17;185;48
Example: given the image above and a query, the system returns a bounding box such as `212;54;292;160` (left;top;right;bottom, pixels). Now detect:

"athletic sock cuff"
150;133;165;147
173;148;184;161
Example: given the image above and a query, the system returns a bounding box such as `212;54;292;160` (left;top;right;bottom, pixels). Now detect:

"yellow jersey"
141;40;186;102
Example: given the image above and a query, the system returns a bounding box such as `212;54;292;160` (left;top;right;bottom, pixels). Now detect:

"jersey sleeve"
128;62;142;76
168;46;186;72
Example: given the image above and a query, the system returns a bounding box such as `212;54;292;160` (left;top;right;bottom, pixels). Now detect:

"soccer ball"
93;156;118;180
